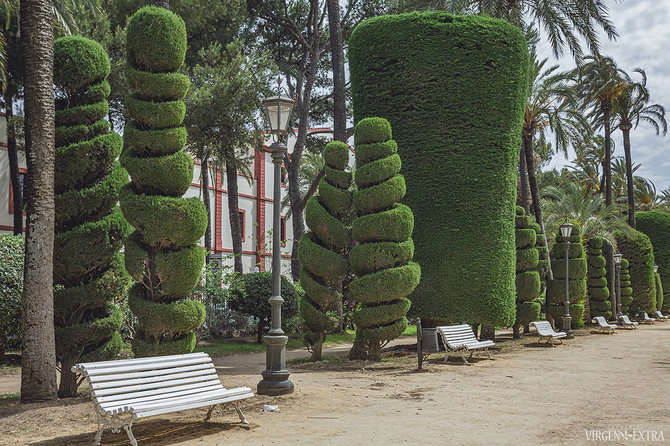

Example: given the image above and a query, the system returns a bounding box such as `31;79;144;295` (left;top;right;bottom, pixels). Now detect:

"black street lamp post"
560;222;574;339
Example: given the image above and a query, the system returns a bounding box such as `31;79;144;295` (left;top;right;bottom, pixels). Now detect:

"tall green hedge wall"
514;207;541;335
546;223;587;327
120;7;206;357
587;237;611;320
53;36;131;394
299;141;352;359
614;229;656;314
349;12;529;327
349;118;420;360
636;211;670;313
619;258;633;314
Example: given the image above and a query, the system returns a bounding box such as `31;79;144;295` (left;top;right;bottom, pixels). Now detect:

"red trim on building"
8;167;27;215
0;142;7;147
255;148;266;270
214;165;223;252
239;209;246;242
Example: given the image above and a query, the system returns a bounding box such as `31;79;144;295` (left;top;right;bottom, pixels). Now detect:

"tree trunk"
326;0;346;142
603;106;613;206
6;87;23;235
621;126;636;228
57;356;78;398
257;322;263;344
225;158;243;274
348;335;367;360
201;155;212;263
512;321;520;339
518;147;530;214
310;334;324;361
20;0;57;403
153;0;169;8
480;324;495;341
523;134;553;282
603;239;617;321
368;342;381;361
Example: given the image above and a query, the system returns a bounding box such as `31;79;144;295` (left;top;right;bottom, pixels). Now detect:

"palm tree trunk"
518;148;530;214
225;158;243;274
6;87;23;235
621;126;636;228
523;134;553;282
201;155;211;262
326;0;346;142
19;0;57;403
603;107;613;206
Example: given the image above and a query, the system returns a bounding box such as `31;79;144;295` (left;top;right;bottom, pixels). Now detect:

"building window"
239;209;246;242
280;216;287;247
8;169;27;215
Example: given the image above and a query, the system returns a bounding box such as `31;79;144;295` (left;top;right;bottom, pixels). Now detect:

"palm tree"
612;69;668;228
522;46;587;280
399;0;618;62
19;0;57;403
574;55;627;207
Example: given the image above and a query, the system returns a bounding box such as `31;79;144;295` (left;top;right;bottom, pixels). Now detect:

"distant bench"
529;321;567;346
73;352;254;446
436;324;495;364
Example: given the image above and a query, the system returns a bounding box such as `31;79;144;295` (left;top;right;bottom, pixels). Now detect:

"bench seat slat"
90;367;216;390
134;392;255;419
88;363;214;383
73;353;210;373
96;379;223;404
92;374;218;397
98;383;225;410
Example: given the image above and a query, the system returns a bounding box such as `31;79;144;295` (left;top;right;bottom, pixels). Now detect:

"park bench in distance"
637;312;656;324
592;316;617;334
529;320;567;346
653;310;669;321
618;314;639;329
73;352;254;446
436;324;494;365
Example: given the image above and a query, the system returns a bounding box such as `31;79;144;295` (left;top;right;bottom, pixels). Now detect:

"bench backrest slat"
98;384;227;411
90;367;217;391
95;379;223;404
530;321;558;336
92;374;219;397
620;315;633;324
436;325;478;349
593;316;608;326
88;362;214;384
77;356;213;377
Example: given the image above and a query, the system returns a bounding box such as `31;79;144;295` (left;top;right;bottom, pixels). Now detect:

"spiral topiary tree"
614;229;656;315
546;223;587;328
347;118;420;361
514;206;540;338
53;36;131;397
586;237;611;320
619;258;633;314
120;6;207;357
636;211;670;313
530;221;549;295
299;141;352;361
349;12;528;328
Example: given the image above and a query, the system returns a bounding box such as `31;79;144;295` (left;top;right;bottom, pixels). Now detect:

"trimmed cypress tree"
514;206;540;338
299;141;352;361
120;7;206;357
530;221;549;295
349;12;529;327
614;229;656;315
53;36;131;397
546;223;588;328
587;237;611;320
349;118;420;361
636;211;670;313
619;258;633;314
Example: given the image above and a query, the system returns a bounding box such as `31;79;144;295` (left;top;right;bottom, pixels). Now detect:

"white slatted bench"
436;324;495;365
638;312;656;324
592;316;617;334
618;314;639;329
653;310;669;321
529;321;567;346
73;352;254;446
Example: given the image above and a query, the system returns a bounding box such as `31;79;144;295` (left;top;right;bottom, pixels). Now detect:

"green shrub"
614;229;656;314
0;235;23;357
53;37;129;396
585;237;609;323
512;208;541;335
547;303;585;329
636;211;670;313
121;6;205;357
349;12;529;327
299;142;352;359
349;118;420;360
619;258;633;313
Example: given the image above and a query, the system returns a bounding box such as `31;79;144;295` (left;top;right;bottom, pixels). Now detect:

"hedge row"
349;12;528;327
587;237;610;321
120;7;206;357
636;211;670;313
348;118;420;360
299;141;353;358
614;229;656;314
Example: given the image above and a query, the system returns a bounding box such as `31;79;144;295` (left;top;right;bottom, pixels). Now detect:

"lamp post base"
562;315;574;339
257;334;294;396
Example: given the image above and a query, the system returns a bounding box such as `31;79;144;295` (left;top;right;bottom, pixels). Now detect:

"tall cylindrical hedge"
349;12;529;327
587;237;611;320
546;223;587;327
53;36;131;396
120;7;206;357
619;258;633;314
636;211;670;313
614;229;656;314
514;207;540;337
349;118;420;360
299;141;352;360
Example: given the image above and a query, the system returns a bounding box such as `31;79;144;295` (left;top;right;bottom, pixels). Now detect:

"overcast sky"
536;0;670;193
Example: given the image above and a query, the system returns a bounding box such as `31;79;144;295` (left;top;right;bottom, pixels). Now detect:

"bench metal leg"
485;348;493;360
93;426;103;446
124;422;138;446
205;404;217;422
234;404;249;425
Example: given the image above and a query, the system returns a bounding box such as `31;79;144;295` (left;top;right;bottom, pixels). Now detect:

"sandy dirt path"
1;324;669;446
